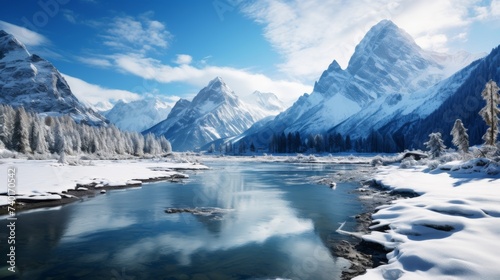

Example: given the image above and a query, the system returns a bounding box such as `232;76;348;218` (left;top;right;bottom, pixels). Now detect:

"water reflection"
1;161;361;279
114;164;315;267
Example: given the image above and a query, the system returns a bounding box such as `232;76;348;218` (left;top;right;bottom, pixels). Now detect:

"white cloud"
492;0;500;16
111;54;311;106
77;57;112;68
62;74;141;111
0;20;49;47
101;13;171;54
80;12;309;104
240;0;492;80
174;54;193;65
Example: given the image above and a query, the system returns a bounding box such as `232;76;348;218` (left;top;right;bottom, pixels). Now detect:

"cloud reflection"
113;167;314;266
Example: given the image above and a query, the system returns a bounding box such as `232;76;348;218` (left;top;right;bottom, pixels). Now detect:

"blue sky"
1;0;499;109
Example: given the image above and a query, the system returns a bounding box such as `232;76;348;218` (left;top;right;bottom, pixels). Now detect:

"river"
1;160;366;280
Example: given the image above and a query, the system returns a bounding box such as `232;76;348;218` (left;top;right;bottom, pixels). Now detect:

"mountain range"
1;19;498;153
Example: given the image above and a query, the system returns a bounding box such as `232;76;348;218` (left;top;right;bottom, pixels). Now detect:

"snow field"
356;162;500;279
0;159;208;206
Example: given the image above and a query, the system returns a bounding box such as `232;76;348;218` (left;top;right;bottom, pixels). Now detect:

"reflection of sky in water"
6;161;361;279
114;173;314;266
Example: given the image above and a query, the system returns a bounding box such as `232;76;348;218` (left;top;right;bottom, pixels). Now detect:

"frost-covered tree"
12;107;31;153
30;117;49;154
451;119;469;153
58;150;67;164
159;136;172;153
144;133;161;155
479;80;500;146
53;122;66;155
0;105;15;149
425;132;446;158
131;132;144;156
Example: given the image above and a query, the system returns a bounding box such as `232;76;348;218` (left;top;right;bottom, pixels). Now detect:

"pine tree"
144;133;160;155
479;80;500;146
12;107;31;153
208;143;215;153
314;134;324;152
53;122;66;155
131;132;144;156
159;136;172;153
451;119;469;153
425;132;446;158
0;105;15;149
30;117;49;154
294;132;302;153
345;135;352;151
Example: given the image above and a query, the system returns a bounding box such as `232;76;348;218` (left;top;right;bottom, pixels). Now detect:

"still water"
2;161;365;280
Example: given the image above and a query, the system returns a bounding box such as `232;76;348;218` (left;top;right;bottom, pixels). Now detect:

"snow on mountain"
0;30;106;125
398;45;500;149
239;20;483;146
331;58;483;140
105;97;172;132
241;91;286;116
145;77;272;151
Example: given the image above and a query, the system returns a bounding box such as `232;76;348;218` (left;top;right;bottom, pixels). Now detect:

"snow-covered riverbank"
0;158;208;208
356;159;500;279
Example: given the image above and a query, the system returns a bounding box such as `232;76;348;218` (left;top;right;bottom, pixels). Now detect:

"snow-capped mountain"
105;97;172;132
0;30;106;125
145;77;271;151
397;45;500;149
239;20;484;147
241;91;285;116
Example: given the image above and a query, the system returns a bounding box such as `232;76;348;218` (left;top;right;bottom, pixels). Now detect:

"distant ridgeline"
0;104;172;157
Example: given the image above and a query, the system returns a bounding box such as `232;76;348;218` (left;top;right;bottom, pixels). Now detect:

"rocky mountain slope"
0;30;106;125
145;77;277;151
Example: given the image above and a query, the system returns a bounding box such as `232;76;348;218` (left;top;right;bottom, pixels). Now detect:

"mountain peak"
207;76;226;89
348;20;419;70
371;19;398;32
0;29;30;61
192;77;238;108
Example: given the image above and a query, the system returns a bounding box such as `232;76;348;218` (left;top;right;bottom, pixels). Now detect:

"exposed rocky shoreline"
332;179;420;279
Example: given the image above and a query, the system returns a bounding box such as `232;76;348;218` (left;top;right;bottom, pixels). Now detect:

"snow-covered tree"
30;117;49;154
0;105;15;149
479;80;500;146
12;107;31;153
58;150;67;164
130;132;144;156
53;122;66;155
144;133;161;155
451;119;469;153
425;132;446;158
159;136;172;153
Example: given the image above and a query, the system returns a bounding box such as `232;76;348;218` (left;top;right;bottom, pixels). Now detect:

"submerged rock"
165;207;232;217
